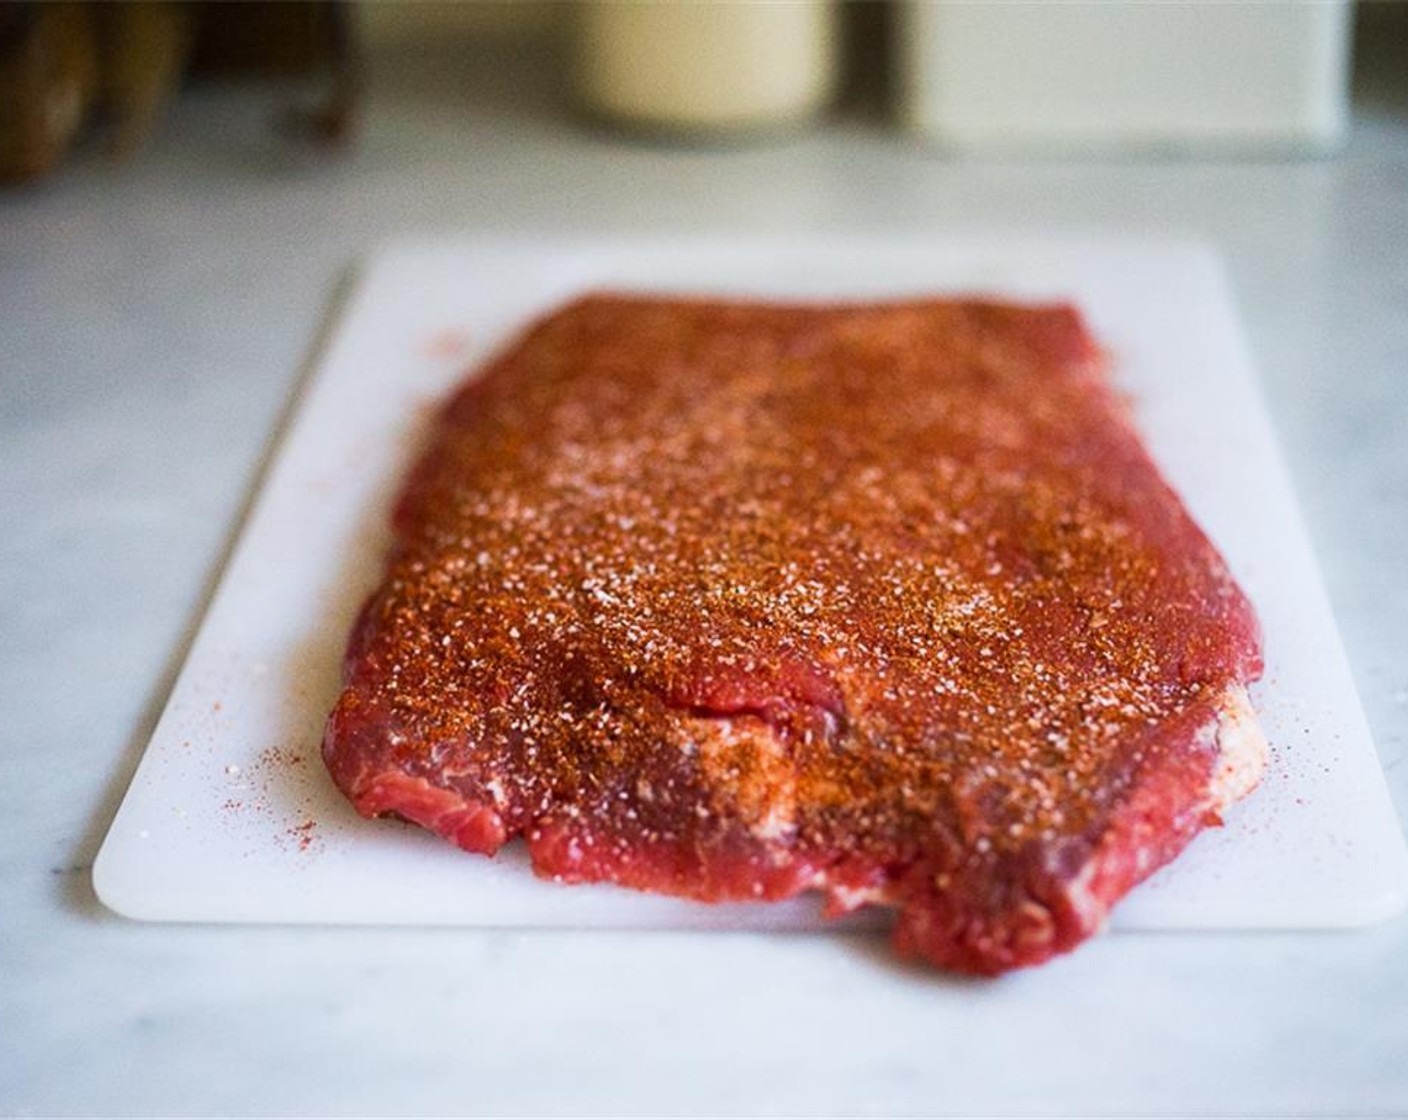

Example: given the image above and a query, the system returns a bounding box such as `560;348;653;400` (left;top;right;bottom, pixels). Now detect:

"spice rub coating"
323;294;1265;974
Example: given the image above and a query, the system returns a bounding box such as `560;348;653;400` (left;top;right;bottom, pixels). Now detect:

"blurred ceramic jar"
572;1;838;136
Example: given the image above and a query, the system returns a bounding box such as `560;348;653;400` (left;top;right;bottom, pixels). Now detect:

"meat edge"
322;682;1267;975
886;683;1268;974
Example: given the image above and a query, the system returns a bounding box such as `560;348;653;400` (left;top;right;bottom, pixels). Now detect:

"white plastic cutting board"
94;238;1408;930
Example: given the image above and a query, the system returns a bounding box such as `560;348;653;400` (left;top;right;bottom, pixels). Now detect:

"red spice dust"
422;328;473;361
288;819;318;851
218;744;322;855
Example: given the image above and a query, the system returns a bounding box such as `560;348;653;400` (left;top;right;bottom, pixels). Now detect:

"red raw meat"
323;295;1265;974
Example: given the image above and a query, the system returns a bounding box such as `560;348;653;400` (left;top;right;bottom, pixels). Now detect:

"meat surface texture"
323;295;1266;974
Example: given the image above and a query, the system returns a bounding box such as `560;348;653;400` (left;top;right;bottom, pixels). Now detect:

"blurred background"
3;0;1405;183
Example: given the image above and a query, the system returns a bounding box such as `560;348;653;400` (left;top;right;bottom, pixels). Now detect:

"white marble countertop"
3;38;1407;1118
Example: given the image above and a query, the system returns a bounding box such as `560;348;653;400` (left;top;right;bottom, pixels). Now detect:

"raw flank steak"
323;295;1265;974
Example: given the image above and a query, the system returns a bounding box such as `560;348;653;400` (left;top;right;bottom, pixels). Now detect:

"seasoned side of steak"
322;296;1265;974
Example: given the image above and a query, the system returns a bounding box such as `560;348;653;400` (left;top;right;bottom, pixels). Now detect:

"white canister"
573;1;838;135
897;1;1353;153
